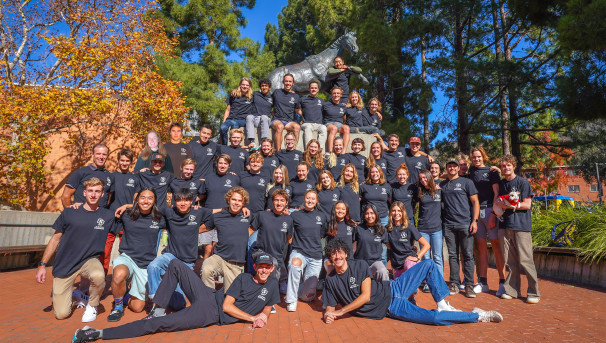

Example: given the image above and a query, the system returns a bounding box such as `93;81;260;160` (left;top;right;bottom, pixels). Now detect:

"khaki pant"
52;257;105;319
499;229;540;298
200;254;243;291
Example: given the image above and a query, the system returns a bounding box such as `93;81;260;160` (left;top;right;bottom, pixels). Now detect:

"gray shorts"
325;121;343;130
475;207;498;240
199;229;218;245
112;253;148;301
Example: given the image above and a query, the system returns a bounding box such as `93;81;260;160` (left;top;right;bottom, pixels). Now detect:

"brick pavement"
1;265;605;343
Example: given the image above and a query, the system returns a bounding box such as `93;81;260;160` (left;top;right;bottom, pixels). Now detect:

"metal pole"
596;163;603;203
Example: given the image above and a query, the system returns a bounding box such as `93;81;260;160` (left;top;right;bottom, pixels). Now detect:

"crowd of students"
33;57;540;342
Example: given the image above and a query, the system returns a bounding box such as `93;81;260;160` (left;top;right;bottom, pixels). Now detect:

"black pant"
443;226;475;286
103;259;219;340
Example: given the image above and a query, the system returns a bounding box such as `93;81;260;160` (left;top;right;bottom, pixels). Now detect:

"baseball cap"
409;137;421;144
446;159;459;166
151;153;165;162
254;254;274;266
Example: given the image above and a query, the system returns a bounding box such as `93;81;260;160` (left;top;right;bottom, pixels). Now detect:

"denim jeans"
380;216;388;266
147;252;194;310
286;249;322;304
420;231;444;277
443;226;475;286
388;260;479;325
220;119;246;144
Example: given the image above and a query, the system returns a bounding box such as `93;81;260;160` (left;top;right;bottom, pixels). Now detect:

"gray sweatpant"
246;114;270;141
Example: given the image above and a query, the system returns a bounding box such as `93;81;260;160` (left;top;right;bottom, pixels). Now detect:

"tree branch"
39;120;137;135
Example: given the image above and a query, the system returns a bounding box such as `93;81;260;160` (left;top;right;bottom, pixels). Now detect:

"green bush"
531;203;606;262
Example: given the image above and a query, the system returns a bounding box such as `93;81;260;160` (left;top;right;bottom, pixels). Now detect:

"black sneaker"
448;283;459;295
107;309;124;322
464;284;477;298
72;327;100;342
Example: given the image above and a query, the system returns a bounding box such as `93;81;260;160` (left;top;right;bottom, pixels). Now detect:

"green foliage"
531;204;606;262
569;119;606;183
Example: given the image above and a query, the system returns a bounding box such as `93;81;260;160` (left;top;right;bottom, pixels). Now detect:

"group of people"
34;57;541;342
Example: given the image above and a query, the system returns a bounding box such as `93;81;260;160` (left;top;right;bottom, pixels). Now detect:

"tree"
0;0;188;208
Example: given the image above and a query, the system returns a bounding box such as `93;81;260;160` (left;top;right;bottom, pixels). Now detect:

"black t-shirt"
169;178;203;205
499;176;533;231
322;259;391;320
265;185;292;210
251;211;293;261
345;107;366;127
322;101;346;124
218;145;249;174
66;164;115;207
218;273;280;325
118;213;166;268
161;206;211;263
260;155;280;179
360;182;392;218
405;155;429;186
138;170;174;207
439;177;478;227
416;189;442;233
345;153;367;184
206;209;252;263
252;91;273;117
51;207;118;277
328;70;353;96
339;183;361;222
275;149;303;180
324;154;348;181
306;158;322;184
164;142;193;178
238;171;270;213
189;140;220;180
387;224;422;269
289;178;315;207
272;89;300;121
325;221;356;257
362;110;382;127
383;148;407;183
390;182;417;220
200;173;240;209
353;224;388;265
109;171;140;211
366;157;388;180
469;166;500;206
300;95;324;124
225;95;253;120
317;188;341;216
291;209;328;259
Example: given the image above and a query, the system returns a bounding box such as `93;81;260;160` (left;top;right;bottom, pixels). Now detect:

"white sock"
436;299;449;311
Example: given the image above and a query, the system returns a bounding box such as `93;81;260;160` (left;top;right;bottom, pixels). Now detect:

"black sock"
479;277;487;284
499;278;506;284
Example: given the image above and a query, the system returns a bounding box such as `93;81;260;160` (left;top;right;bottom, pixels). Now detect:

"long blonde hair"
304;139;324;170
346;91;364;109
387;201;410;231
235;77;253;99
139;130;167;160
266;165;290;196
366;141;384;168
337;163;359;193
326;137;344;168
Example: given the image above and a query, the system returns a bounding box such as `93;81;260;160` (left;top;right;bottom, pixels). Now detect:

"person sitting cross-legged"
321;238;504;326
71;254;280;342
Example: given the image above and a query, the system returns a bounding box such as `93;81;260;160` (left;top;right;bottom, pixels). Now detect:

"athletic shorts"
198;229;218;245
475;207;498;240
325;121;344;130
112;253;148;301
271;119;292;127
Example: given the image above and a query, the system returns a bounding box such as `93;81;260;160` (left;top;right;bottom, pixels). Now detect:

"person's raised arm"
199;223;211;234
115;204;133;218
35;231;62;283
60;186;75;209
349;66;362;74
324;277;372;323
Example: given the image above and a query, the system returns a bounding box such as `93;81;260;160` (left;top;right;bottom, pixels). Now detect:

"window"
568;185;580;193
525;172;536;179
566;169;579;176
590;184;599;192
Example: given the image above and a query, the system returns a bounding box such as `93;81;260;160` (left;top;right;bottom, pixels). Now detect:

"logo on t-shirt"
407;189;414;197
189;182;197;189
306;184;313;190
187;215;198;225
206;147;213;156
340;158;346;166
289;97;295;104
399;231;408;242
483;172;489;178
454;183;462;191
150;220;160;229
397;152;404;158
258;287;268;301
434;193;441;201
106;177;112;187
160;177;167;185
225;179;232;187
271;160;277;167
381;187;387;195
181;148;187;155
380;162;386;169
349;276;358;289
315;216;322;224
94;218;105;230
281;222;288;232
267;98;273;104
294;155;299;161
239;152;245;159
259;178;265;186
317;99;322;105
346;226;353;235
332;193;338;201
339;108;344;114
240;215;249;222
127;178;135;187
416;162;422;169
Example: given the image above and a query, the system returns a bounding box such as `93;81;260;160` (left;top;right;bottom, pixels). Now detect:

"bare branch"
39;120;137;135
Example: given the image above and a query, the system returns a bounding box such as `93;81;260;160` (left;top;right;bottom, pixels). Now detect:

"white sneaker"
270;305;277;314
73;289;89;309
438;300;461;312
81;304;97;323
496;283;506;297
477;310;503;323
526;296;540;304
286;303;297;312
473;283;483;294
501;293;513;300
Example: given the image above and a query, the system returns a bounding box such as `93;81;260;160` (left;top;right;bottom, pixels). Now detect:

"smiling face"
217;158;230;175
331;88;342;103
230;131;243;147
369;99;379;114
283;75;294;92
364;207;377;226
446;163;459;178
333;57;344;69
228;192;244;214
285;135;296;150
309;82;319;96
272;194;287;213
138;190;155;214
297;164;308;180
259;82;270;95
419;172;429;188
350;93;359;106
320;172;332;189
370;166;380;183
396;168;408;184
118;154;132;173
500;161;515;178
147;132;159;151
388;136;399;151
199;127;212;144
429;163;441;179
261;141;273;155
410;141;421;154
239;79;251;94
308;141;319;156
176;197;192;214
181;163;195;179
330;248;348;269
390;205;403;225
303;191;318;211
333;139;344;155
151;159;164;173
92;145;109;169
335;202;347;221
352;142;363;154
84;184;104;206
273;167;284;184
343;166;354;183
458;160;468;175
471;151;484;167
249;159;262;173
253;263;275;283
370;143;382;158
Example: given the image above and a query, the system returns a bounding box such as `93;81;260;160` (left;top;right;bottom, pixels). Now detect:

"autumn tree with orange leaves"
525;131;573;195
0;0;188;208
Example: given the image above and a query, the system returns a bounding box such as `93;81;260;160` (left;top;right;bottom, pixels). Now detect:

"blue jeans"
220;119;246;144
286;249;322;304
420;231;444;277
380;216;389;266
388;260;479;325
147;253;194;310
246;230;259;274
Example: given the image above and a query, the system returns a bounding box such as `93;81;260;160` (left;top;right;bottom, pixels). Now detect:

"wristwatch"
472;218;478;222
39;261;47;267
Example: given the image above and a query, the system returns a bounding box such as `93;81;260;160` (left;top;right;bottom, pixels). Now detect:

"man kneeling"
71;254;279;342
322;239;503;326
